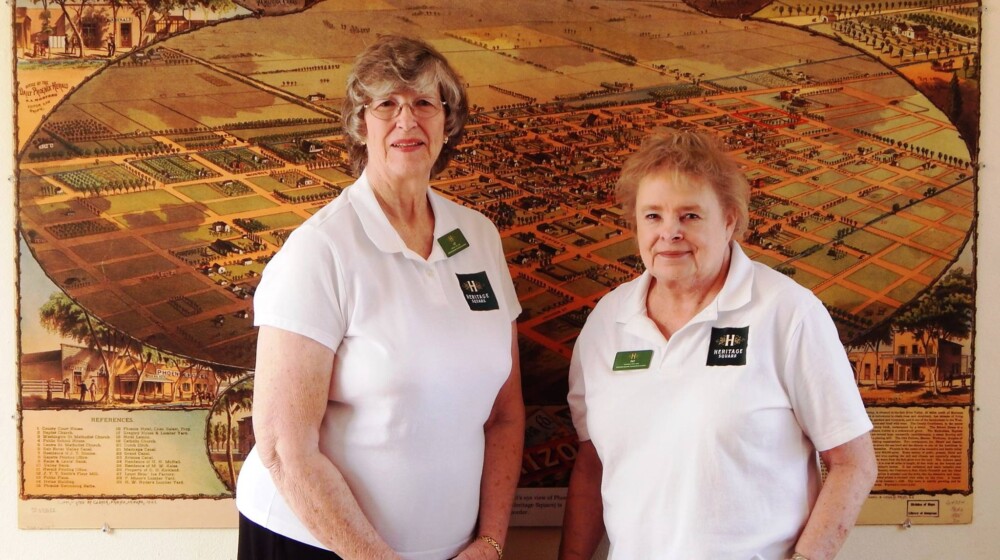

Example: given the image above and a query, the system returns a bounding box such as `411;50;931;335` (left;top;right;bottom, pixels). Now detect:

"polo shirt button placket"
420;264;447;305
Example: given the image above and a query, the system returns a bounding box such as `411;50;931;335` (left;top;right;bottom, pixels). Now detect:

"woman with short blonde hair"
561;128;877;560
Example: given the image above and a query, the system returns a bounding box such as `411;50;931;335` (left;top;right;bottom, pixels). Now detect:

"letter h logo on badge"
456;271;499;311
707;326;749;366
717;333;743;347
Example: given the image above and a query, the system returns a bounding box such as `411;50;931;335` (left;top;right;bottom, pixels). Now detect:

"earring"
443;137;449;144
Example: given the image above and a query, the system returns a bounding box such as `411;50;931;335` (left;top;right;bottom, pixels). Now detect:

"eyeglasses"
364;97;447;120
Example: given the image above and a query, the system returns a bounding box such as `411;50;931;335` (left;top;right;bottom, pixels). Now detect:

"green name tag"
612;350;654;371
437;228;470;257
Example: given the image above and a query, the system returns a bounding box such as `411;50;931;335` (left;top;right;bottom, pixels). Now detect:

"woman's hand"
792;432;878;560
558;440;605;560
453;537;502;560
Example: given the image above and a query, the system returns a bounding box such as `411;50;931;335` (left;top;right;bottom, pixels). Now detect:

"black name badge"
456;271;499;311
707;326;749;366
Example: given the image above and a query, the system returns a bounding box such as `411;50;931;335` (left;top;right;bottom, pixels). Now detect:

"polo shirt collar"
617;271;662;344
348;171;460;263
616;241;755;338
712;241;754;314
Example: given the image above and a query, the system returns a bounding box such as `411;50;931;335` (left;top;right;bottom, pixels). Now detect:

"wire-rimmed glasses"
364;97;447;120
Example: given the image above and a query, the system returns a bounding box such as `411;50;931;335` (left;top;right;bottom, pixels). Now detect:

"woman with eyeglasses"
236;36;524;560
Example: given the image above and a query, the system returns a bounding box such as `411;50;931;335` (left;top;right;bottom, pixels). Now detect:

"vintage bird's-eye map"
15;0;979;528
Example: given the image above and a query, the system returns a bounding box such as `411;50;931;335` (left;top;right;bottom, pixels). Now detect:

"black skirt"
238;513;345;560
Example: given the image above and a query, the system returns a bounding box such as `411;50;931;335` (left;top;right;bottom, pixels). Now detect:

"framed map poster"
14;0;978;528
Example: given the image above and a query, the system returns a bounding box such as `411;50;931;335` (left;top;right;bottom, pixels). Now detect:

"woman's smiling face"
363;89;447;183
634;170;736;292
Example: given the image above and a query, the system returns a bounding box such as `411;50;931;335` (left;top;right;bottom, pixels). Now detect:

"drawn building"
14;8;35;53
19;344;220;405
14;1;248;58
849;332;971;388
61;344;109;402
18;349;63;401
907;24;931;41
14;2;136;56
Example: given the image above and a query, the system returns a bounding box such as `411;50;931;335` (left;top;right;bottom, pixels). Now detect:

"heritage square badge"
456;271;499;311
438;228;470;257
706;326;749;366
612;350;654;371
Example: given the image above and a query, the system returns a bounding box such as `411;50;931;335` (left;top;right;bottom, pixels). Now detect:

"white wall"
4;7;999;560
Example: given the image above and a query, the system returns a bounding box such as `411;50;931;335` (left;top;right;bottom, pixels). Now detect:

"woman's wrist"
478;535;503;559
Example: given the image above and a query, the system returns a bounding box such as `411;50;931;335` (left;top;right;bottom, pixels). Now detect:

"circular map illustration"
18;0;975;385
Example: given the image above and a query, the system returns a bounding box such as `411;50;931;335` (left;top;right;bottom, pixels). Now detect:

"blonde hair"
616;128;749;239
342;35;469;176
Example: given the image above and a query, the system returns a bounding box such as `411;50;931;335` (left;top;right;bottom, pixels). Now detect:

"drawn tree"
149;0;193;37
949;72;963;124
208;362;248;400
849;321;893;389
213;422;226;452
893;268;973;395
125;345;171;404
215;379;254;490
35;0;53;33
166;357;211;403
39;292;134;403
196;0;236;23
48;0;94;56
128;0;188;47
125;0;153;47
105;0;129;49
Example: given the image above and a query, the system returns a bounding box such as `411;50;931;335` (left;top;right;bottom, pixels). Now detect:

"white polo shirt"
568;242;872;560
237;172;521;560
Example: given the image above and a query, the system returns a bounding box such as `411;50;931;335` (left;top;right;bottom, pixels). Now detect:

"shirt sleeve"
253;224;347;353
783;299;873;452
492;227;522;323
567;330;591;442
